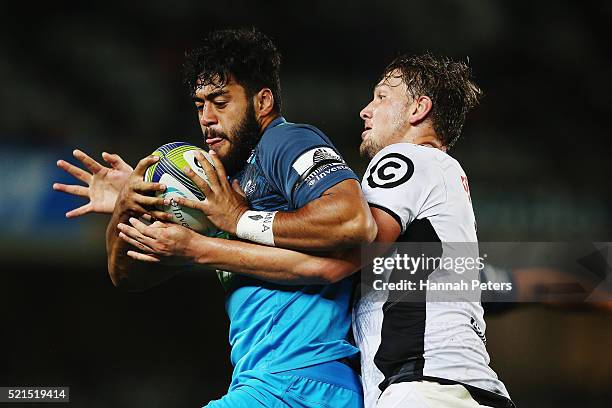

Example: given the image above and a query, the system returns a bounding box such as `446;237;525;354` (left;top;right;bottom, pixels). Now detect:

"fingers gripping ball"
144;142;217;235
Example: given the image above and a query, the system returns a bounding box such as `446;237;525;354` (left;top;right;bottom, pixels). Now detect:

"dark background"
1;1;611;407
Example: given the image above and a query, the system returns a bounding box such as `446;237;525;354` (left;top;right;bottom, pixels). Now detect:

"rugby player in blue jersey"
120;54;514;408
55;28;375;407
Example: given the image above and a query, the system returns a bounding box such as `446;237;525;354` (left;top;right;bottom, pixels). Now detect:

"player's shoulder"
258;117;340;166
364;143;460;192
373;143;454;164
369;143;462;174
262;118;328;144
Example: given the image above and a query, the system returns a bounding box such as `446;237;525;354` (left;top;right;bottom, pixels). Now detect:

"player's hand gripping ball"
143;142;217;235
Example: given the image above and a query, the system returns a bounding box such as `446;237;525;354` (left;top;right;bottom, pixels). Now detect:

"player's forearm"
189;235;359;285
270;182;377;251
106;209;179;291
106;208;138;287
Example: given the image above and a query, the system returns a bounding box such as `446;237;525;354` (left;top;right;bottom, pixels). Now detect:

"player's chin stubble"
360;138;381;160
219;102;261;176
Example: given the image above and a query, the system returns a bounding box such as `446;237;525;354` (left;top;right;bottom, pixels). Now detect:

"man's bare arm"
120;207;398;285
270;179;376;251
175;150;377;252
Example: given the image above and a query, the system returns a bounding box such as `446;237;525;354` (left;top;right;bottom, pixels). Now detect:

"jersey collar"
264;116;286;132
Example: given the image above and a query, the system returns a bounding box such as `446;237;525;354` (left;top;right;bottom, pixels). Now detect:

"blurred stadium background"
1;1;611;407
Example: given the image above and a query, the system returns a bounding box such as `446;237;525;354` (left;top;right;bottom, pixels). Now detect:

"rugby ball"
144;142;217;235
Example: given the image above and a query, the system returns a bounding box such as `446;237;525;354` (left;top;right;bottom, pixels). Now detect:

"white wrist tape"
236;210;277;246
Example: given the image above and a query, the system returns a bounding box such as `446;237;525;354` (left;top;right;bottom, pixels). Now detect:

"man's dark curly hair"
383;53;482;149
183;27;282;112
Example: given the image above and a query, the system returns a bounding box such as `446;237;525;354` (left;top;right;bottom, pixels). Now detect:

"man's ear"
254;88;275;118
408;95;432;125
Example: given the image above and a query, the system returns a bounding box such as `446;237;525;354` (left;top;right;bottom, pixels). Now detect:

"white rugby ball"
143;142;217;235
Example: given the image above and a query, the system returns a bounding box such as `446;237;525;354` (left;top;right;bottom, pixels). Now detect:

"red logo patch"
461;175;471;202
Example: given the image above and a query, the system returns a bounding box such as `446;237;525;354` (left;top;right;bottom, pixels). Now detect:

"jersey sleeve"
258;124;359;209
361;145;445;234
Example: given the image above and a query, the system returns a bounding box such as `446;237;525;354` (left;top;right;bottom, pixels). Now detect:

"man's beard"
359;137;383;160
208;103;261;176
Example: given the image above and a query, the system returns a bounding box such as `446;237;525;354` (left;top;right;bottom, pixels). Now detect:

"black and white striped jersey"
353;143;511;408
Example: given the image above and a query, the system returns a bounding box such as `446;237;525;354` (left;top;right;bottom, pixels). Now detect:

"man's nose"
360;102;373;120
199;103;218;127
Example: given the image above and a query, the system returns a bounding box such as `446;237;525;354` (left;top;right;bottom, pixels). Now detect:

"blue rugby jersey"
219;117;360;382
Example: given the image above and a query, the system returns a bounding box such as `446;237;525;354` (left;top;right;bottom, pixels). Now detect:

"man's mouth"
361;126;372;140
207;138;228;154
206;137;224;147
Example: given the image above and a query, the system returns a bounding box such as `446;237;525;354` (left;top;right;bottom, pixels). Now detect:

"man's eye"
213;101;228;108
378;94;386;100
196;104;204;112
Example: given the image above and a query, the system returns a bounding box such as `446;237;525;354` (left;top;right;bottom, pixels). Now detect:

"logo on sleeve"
366;152;414;189
313;148;339;163
292;147;343;177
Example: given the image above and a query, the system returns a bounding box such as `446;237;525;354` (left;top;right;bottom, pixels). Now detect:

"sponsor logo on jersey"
247;150;256;164
292;146;344;177
366;152;414;189
470;316;487;345
461;175;472;202
305;163;351;187
244;179;257;198
313;148;340;163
